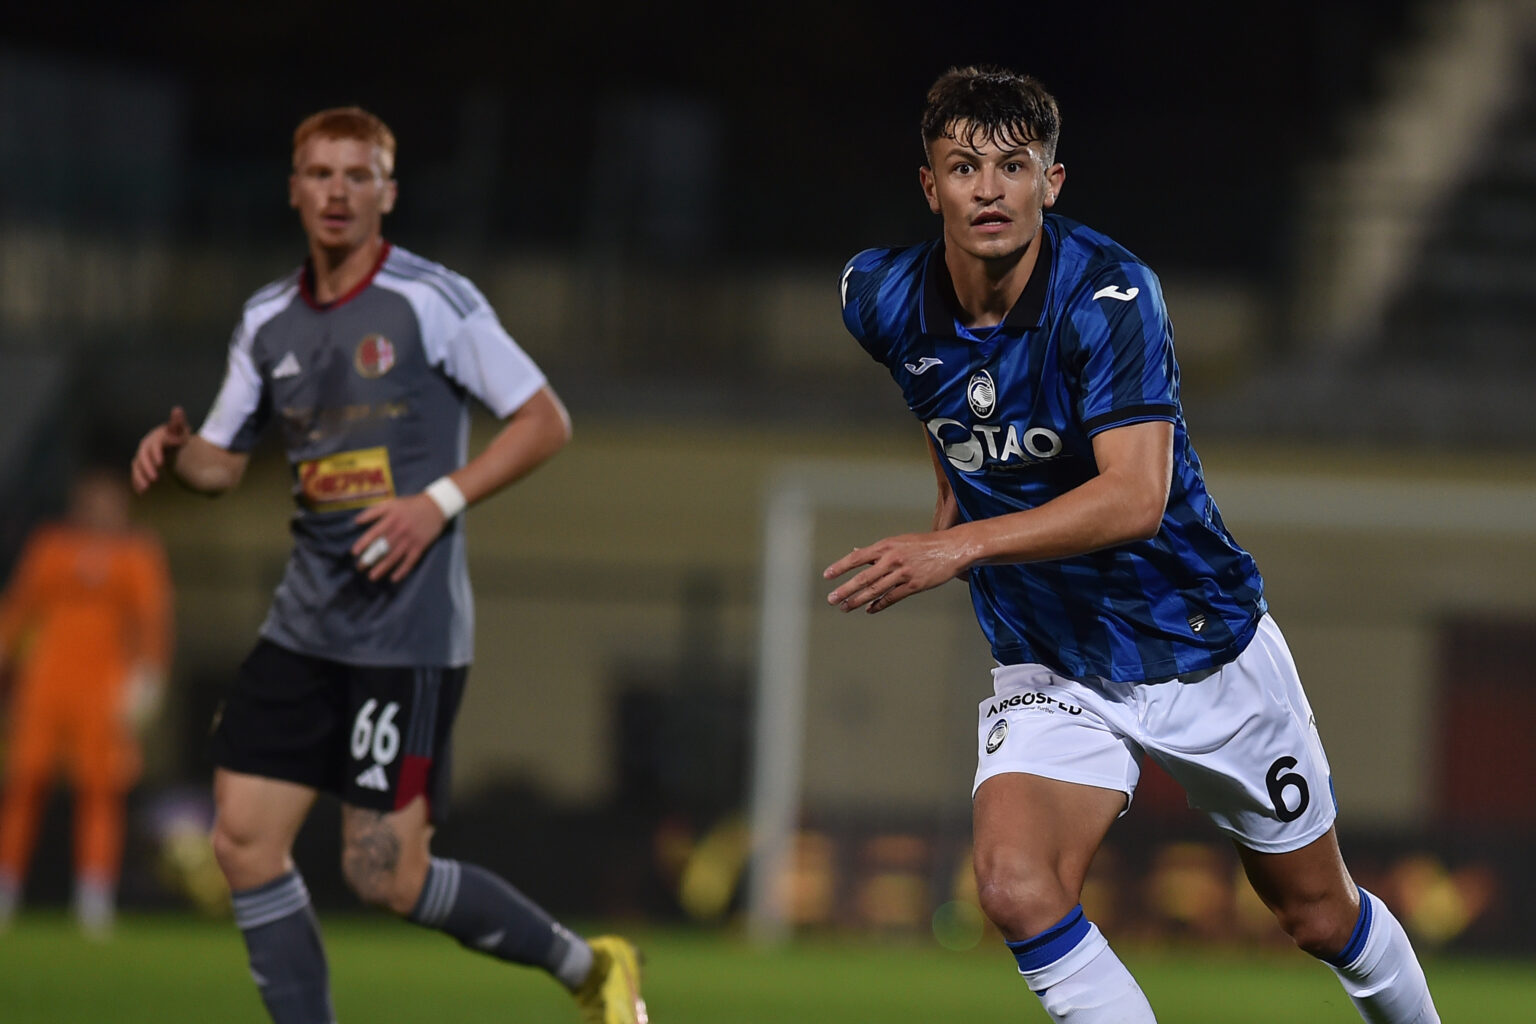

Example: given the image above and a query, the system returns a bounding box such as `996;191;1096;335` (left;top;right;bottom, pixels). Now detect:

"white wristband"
424;476;467;520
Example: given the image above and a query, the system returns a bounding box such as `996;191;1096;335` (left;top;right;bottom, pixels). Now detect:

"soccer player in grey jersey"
132;107;646;1024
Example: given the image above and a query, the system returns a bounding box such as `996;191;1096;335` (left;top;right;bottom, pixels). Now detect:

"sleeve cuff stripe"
1083;404;1177;434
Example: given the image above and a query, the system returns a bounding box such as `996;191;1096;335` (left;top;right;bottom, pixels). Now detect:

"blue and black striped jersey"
840;214;1266;683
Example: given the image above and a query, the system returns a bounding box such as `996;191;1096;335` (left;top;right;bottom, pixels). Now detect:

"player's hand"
823;531;971;613
131;406;193;494
122;663;166;730
350;493;447;583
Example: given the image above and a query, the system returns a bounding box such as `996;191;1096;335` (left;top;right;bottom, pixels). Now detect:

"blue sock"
1319;888;1439;1023
1006;905;1155;1022
1006;905;1093;977
1323;885;1375;970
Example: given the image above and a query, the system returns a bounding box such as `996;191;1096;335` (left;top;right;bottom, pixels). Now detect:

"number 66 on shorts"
211;641;469;822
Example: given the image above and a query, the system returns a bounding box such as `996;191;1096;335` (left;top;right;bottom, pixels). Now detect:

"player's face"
919;125;1065;263
288;135;397;254
69;474;130;532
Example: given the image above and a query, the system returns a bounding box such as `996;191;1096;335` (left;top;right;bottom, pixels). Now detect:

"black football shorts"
210;639;467;823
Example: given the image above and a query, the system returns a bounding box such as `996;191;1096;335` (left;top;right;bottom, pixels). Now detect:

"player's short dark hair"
292;106;397;177
921;66;1061;165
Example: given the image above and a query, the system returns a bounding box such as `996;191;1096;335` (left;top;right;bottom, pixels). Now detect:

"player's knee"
209;820;280;889
1271;890;1358;958
974;857;1073;938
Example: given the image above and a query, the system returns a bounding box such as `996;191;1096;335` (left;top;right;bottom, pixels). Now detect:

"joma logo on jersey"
986;692;1083;717
927;417;1064;473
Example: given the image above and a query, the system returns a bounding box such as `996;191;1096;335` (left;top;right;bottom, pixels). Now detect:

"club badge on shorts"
985;717;1009;754
354;334;396;378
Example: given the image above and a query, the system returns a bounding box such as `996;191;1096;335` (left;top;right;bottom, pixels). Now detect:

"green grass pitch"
1;913;1532;1022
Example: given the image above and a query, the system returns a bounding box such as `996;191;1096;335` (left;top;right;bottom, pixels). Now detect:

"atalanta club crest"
967;369;997;419
985;718;1009;755
354;334;396;378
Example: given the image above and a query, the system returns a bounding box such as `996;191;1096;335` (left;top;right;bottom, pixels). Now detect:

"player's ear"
380;178;398;215
1043;163;1066;208
288;173;300;210
919;165;941;214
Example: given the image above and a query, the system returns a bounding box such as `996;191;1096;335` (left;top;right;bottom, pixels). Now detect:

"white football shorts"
973;614;1336;854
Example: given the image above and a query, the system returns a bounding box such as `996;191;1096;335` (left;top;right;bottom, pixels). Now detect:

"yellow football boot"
573;935;648;1024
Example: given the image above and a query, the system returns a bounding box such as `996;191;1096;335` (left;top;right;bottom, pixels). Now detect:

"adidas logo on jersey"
273;352;302;379
355;763;389;791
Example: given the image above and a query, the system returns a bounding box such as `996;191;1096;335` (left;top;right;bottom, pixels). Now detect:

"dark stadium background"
3;0;1534;980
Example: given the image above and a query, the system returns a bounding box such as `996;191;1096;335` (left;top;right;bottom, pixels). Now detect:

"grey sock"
409;857;592;988
232;872;335;1024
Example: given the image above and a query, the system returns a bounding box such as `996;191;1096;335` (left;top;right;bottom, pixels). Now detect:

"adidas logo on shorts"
355;763;389;791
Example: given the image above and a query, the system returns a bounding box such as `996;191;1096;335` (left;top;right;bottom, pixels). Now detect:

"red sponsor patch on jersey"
354;334;396;378
298;446;396;511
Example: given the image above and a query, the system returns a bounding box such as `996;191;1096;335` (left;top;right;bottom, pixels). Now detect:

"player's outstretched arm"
131;407;248;496
826;420;1173;613
350;385;572;583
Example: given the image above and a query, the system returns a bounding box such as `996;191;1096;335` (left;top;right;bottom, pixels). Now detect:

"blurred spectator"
0;466;172;937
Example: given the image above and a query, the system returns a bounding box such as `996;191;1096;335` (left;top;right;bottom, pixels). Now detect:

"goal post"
746;459;936;944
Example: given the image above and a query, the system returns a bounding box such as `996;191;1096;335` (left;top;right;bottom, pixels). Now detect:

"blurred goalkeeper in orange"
0;466;172;936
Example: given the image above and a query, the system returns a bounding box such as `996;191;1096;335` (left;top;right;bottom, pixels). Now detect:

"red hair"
292;106;396;177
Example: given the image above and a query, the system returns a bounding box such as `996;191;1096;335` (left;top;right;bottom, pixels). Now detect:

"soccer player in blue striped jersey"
826;67;1438;1023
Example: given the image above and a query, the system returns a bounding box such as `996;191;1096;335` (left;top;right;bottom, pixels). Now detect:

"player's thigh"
209;640;351;793
971;664;1134;929
1237;826;1354;911
340;793;431;851
212;768;319;855
1142;615;1336;854
339;794;432;899
973;772;1125;895
1236;827;1360;953
339;664;467;824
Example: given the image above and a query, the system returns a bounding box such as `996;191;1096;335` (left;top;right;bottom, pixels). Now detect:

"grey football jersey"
199;244;547;667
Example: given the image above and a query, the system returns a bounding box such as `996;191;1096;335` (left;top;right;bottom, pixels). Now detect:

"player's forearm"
172;437;248;495
448;386;571;507
951;472;1166;569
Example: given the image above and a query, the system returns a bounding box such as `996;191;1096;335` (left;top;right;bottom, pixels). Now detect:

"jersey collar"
919;225;1053;338
300;240;392;311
